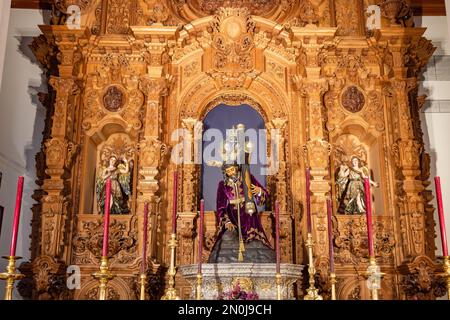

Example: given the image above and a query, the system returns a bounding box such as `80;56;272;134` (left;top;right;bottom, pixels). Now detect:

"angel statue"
96;155;132;214
336;156;379;215
207;124;275;263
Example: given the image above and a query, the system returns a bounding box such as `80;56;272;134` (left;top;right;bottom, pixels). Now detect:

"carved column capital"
39;26;89;77
139;75;174;100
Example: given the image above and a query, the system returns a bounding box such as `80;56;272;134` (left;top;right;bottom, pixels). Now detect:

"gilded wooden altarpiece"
20;0;446;300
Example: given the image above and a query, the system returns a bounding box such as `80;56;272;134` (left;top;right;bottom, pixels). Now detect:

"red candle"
102;179;112;257
327;198;335;272
141;202;149;274
306;168;312;233
364;178;374;257
10;176;24;257
172;171;178;234
198;199;204;274
435;177;448;256
275;201;280;274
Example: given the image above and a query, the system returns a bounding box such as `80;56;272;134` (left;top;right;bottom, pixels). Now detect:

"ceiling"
10;0;447;16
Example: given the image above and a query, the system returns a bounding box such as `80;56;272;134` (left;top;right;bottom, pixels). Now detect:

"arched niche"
201;103;267;211
79;120;137;215
331;121;386;216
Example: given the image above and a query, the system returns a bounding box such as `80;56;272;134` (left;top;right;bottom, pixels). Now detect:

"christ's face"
225;166;238;178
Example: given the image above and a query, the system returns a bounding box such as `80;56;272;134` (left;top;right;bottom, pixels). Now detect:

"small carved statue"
336;156;379;215
96;155;132;214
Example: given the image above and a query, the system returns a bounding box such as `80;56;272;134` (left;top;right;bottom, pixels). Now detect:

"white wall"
0;0;12;89
0;9;47;299
417;15;450;279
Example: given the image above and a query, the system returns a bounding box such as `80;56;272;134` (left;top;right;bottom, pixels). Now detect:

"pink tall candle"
141;202;149;274
198;199;204;274
102;179;112;257
306;168;312;233
172;171;178;234
327;198;335;272
364;178;374;257
435;177;448;256
275;201;280;274
10;176;24;257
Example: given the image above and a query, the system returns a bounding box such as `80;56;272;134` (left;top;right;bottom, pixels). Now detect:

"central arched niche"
201;104;267;211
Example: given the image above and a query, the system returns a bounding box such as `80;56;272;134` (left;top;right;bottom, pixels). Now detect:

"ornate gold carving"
341;86;365;113
206;7;259;89
103;86;125;112
334;216;395;264
28;1;437;300
73;216;138;264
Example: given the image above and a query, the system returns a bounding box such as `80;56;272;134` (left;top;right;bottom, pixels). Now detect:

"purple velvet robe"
214;174;272;248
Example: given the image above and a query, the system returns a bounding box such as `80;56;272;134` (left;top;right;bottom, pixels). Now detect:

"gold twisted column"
161;233;180;300
196;273;203;300
329;272;337;300
304;233;323;300
0;256;24;300
442;256;450;300
92;256;115;300
139;273;147;300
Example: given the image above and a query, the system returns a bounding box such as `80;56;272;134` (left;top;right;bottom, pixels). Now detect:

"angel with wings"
336;156;379;215
96;154;132;214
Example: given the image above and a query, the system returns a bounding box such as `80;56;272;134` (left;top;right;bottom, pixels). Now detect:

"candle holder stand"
92;256;115;300
304;233;323;300
139;273;147;300
329;272;337;300
363;256;384;300
161;233;180;300
275;273;282;300
441;256;450;300
196;273;203;300
0;256;24;300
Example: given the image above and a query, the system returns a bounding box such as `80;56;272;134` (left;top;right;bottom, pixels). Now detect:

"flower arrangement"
218;282;259;300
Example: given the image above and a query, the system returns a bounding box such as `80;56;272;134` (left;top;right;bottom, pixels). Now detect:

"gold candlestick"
442;256;450;300
161;233;180;300
196;273;203;300
276;273;282;300
364;256;384;300
330;272;337;300
304;233;323;300
0;256;24;300
92;256;115;300
139;273;147;300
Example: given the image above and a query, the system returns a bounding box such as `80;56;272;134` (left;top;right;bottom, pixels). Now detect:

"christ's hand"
225;222;236;231
251;184;262;196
